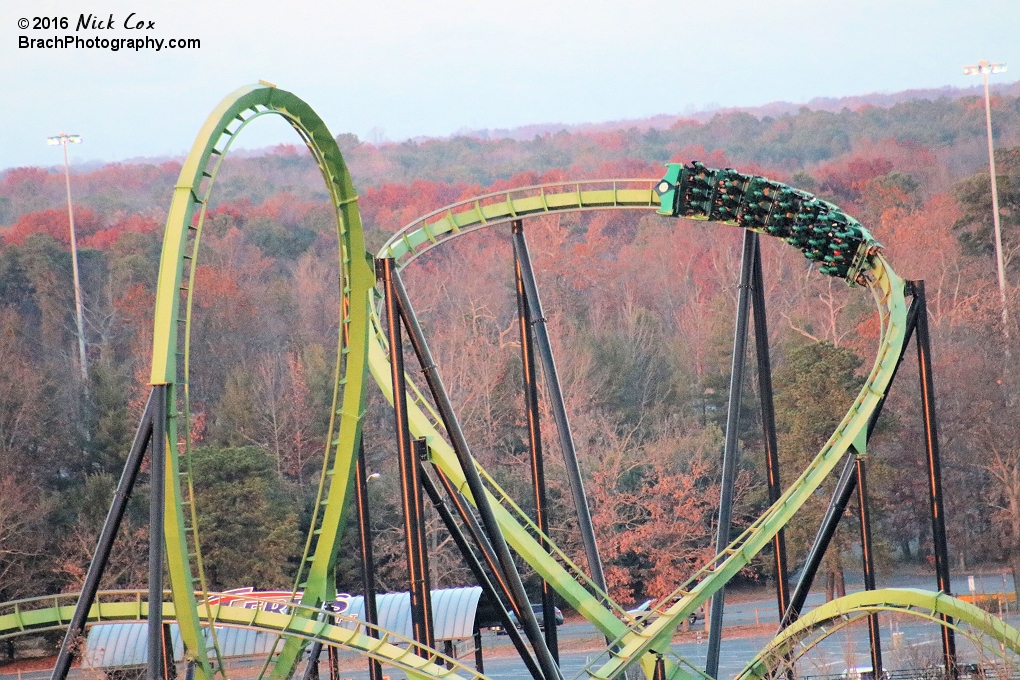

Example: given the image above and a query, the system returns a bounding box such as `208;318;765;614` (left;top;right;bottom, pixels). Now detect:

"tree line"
1;88;1020;640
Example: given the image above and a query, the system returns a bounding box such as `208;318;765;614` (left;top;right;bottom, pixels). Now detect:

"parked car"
494;603;564;633
620;600;702;626
959;663;984;680
842;666;889;680
622;599;653;622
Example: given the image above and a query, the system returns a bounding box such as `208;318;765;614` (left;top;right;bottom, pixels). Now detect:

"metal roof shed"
341;586;483;641
81;624;281;668
80;586;485;669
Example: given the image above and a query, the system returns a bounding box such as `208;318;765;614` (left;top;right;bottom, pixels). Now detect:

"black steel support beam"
304;648;320;680
356;443;383;680
432;459;559;674
306;303;381;680
782;453;859;627
513;227;559;662
443;641;455;669
413;438;437;644
51;391;156;680
381;258;436;654
913;280;957;673
780;282;923;629
434;467;514;601
162;624;176;680
327;645;339;680
384;258;562;680
421;465;544;680
866;288;921;440
510;221;608;598
300;648;319;680
706;229;756;678
149;384;167;680
856;457;883;677
750;236;790;618
830;280;921;680
654;655;666;680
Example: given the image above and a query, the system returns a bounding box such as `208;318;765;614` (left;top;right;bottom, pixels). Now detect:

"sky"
1;0;1017;171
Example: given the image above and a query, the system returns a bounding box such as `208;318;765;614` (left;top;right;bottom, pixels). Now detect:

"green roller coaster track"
0;591;486;680
737;589;1020;680
147;83;377;680
4;83;1018;680
367;165;904;680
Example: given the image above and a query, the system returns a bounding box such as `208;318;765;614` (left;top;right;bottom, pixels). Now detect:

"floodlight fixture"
963;60;1009;335
963;60;1007;76
47;133;82;146
47;132;89;387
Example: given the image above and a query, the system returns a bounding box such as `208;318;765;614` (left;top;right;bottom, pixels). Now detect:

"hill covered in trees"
2;85;1020;635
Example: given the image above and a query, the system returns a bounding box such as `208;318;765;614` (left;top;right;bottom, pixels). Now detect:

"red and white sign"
205;588;353;616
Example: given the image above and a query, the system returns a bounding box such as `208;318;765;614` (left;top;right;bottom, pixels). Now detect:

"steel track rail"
0;591;488;680
739;588;1020;680
146;83;375;680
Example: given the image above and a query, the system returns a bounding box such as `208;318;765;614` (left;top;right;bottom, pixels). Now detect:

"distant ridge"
459;80;1020;142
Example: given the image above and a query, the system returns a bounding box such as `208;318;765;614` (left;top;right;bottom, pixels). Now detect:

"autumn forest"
3;84;1020;627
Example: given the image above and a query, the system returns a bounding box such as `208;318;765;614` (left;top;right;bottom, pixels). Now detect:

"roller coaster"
2;83;1019;680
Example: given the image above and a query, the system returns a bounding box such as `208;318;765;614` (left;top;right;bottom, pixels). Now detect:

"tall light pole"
963;60;1009;335
46;133;89;388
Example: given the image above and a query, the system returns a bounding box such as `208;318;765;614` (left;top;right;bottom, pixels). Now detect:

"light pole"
963;60;1009;335
46;133;88;388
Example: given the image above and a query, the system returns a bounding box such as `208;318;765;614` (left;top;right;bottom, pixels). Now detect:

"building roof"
342;586;483;641
83;622;281;668
81;586;484;668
